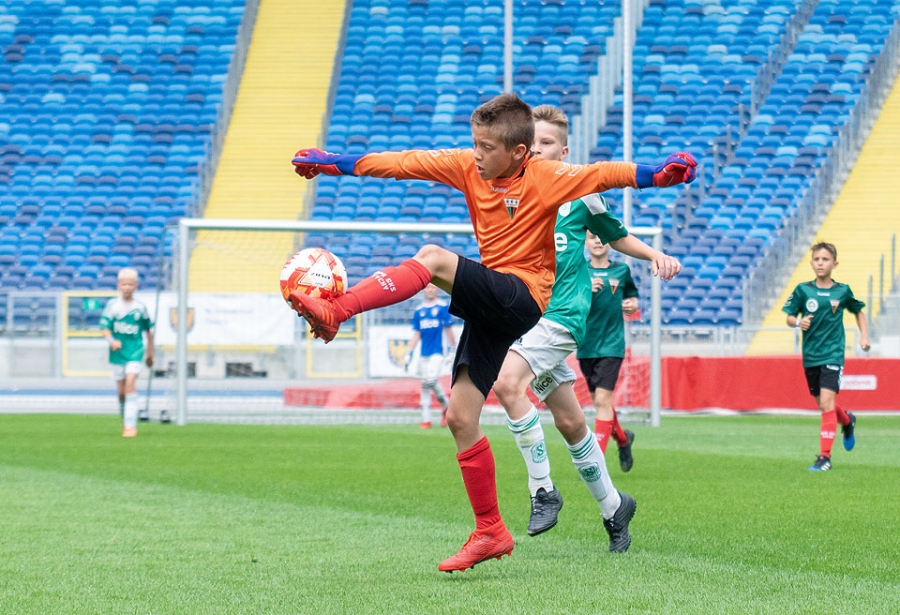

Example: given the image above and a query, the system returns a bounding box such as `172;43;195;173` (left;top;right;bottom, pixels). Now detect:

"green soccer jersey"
542;194;628;346
781;280;865;367
576;261;638;359
99;297;154;364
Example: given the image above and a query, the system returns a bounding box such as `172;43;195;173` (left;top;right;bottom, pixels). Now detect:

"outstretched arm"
856;312;870;351
608;234;682;282
292;148;466;189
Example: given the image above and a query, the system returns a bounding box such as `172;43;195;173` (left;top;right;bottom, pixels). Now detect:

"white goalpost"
169;218;664;427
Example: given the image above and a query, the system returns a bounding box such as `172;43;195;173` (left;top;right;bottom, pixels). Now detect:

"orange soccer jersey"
355;149;637;311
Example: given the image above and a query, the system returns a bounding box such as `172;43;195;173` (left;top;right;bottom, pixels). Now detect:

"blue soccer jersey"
412;301;453;357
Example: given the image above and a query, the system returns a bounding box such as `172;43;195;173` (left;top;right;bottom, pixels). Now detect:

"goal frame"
174;218;664;426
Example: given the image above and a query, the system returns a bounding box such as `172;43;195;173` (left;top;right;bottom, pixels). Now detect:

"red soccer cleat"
437;520;514;572
289;291;341;343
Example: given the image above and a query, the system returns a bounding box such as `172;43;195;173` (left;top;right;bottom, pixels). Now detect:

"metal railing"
192;0;262;219
745;16;900;325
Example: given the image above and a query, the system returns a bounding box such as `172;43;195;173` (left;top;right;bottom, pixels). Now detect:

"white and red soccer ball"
280;247;347;303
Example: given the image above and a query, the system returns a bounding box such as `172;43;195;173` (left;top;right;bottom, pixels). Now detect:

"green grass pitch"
1;413;898;615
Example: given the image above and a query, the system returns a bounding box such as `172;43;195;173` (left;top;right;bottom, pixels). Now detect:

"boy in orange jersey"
290;93;696;572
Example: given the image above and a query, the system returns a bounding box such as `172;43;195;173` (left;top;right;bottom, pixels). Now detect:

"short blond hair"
532;104;569;146
118;268;139;282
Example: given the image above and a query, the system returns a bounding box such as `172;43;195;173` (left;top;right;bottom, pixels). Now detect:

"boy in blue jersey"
405;283;456;428
493;105;682;549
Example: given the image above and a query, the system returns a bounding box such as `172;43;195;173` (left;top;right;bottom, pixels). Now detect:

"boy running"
579;232;639;471
99;268;154;438
782;242;870;471
290;93;696;571
493;105;680;545
405;283;455;428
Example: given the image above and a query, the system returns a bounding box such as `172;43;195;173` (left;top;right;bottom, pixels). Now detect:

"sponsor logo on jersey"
784;293;794;308
830;299;839;313
559;202;571;217
554;232;567;252
490;185;509;193
169;307;195;332
418;318;441;330
805;298;819;312
388;339;408;368
504;198;520;219
113;321;140;335
817;291;831;297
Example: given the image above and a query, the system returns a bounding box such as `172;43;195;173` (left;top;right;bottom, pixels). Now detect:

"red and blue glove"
635;152;698;189
291;148;364;179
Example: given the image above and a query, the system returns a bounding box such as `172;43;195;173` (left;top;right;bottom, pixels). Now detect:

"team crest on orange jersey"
504;198;519;219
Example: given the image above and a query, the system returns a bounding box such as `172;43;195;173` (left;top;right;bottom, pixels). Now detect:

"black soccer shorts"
448;256;542;398
805;364;842;397
578;357;625;393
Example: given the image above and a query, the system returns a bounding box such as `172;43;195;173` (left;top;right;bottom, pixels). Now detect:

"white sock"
507;406;553;496
567;431;621;518
123;393;138;429
420;387;432;423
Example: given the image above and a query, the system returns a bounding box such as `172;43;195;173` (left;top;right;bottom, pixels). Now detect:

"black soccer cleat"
603;491;636;552
842;412;856;451
618;429;635;473
527;487;563;536
808;455;832;472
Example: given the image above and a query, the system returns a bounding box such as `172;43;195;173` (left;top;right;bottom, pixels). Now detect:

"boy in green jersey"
493;105;682;548
782;243;869;471
578;231;639;472
99;268;154;438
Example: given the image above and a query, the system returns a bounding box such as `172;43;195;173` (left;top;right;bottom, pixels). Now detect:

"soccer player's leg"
837;403;856;451
495;326;571;536
807;366;834;471
419;355;438;428
122;366;141;437
113;365;126;420
439;368;513;572
291;246;457;342
439;265;542;571
546;381;635;552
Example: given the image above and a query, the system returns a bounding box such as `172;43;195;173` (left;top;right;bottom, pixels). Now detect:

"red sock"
333;259;432;320
611;407;628;447
594;418;614;454
457;437;501;530
834;404;850;426
820;410;837;457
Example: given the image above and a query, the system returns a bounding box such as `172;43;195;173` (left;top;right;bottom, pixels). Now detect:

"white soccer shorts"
111;361;143;381
509;318;577;402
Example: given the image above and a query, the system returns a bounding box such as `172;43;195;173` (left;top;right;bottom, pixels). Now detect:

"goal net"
162;218;663;426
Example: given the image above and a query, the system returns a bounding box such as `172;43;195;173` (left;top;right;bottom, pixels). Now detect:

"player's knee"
414;244;454;277
492;373;521;407
553;412;585;440
422;379;437;390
